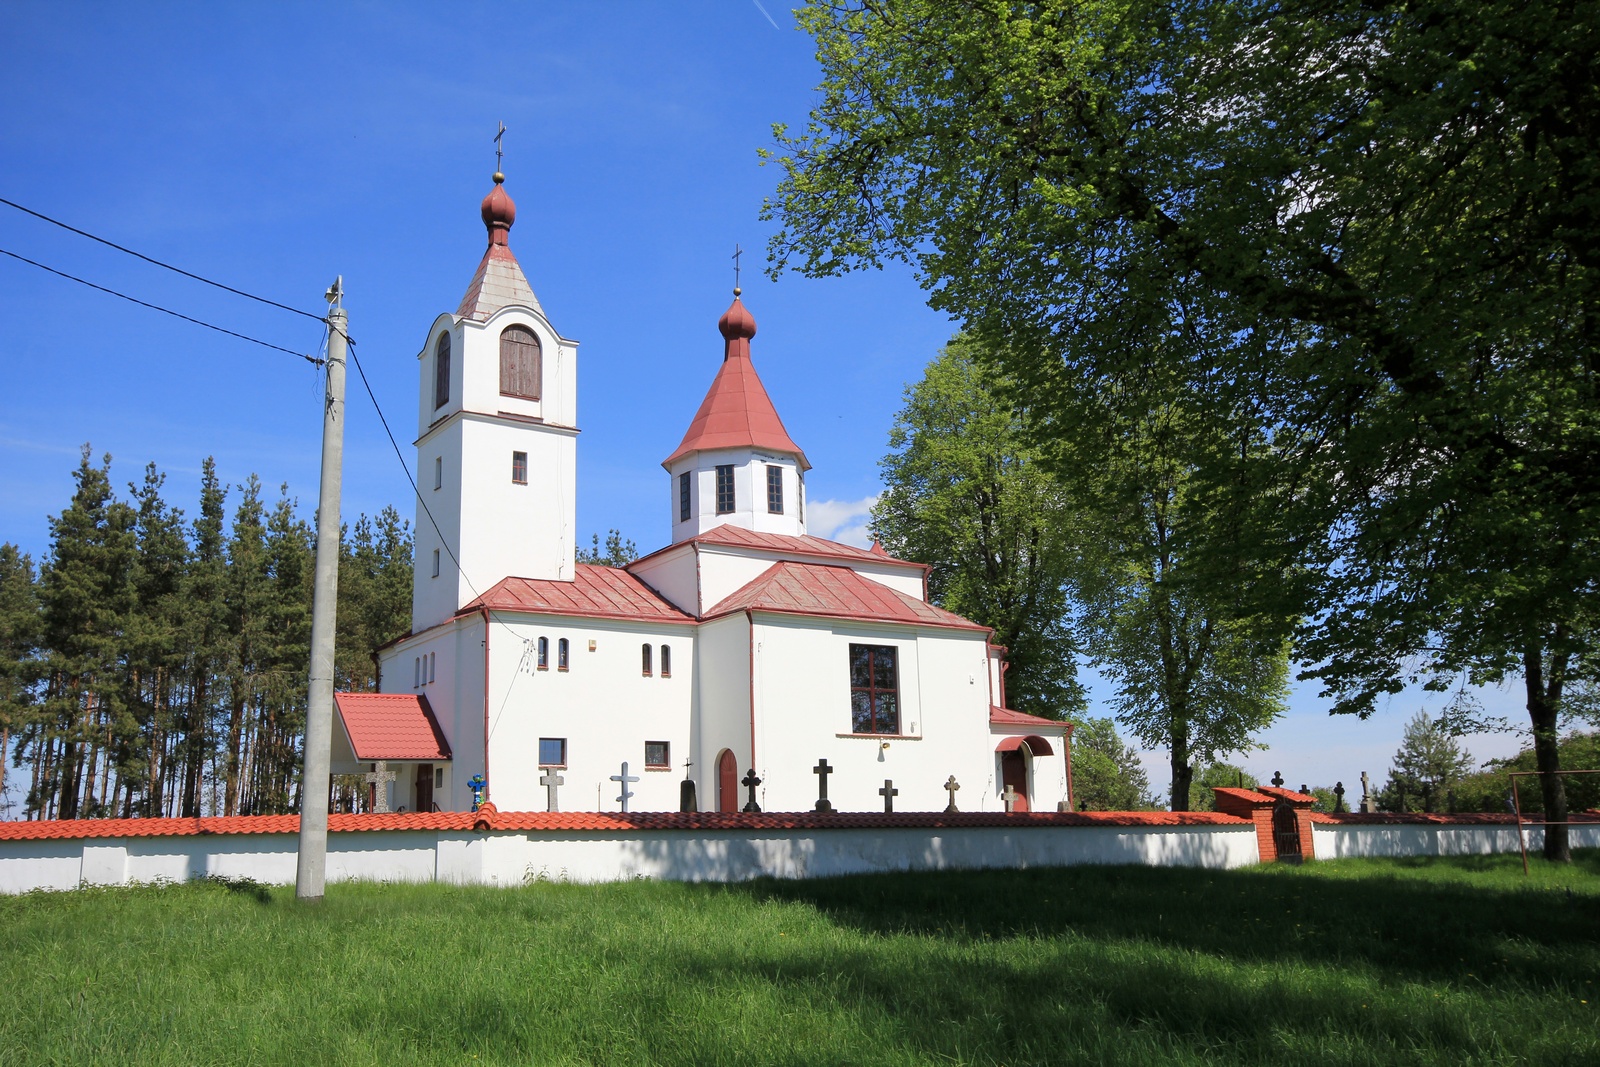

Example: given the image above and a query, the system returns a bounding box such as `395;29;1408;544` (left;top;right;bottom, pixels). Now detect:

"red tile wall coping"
1312;811;1600;826
0;809;1251;842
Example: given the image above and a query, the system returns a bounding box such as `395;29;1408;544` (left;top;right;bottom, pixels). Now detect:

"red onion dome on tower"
717;289;757;347
480;171;516;247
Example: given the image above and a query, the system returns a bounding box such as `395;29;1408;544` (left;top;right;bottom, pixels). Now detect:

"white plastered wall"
378;613;484;812
668;447;806;543
694;613;753;810
750;616;1007;813
479;614;695;814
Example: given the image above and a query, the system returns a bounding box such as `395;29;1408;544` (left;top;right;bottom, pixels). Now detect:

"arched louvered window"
499;324;542;400
434;332;451;409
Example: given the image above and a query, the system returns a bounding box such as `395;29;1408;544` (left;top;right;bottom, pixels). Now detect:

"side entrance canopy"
331;693;452;771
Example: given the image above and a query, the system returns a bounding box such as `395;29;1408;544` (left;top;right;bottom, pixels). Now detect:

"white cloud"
806;495;879;547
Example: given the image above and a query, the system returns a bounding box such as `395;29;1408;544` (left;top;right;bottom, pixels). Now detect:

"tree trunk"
1169;720;1192;811
1523;647;1570;863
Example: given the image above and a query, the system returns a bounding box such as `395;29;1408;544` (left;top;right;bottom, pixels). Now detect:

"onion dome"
480;172;516;247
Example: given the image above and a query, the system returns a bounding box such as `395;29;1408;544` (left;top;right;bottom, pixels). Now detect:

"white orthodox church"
330;172;1072;816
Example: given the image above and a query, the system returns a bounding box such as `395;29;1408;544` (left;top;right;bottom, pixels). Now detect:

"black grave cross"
943;775;961;813
1332;781;1346;813
879;779;898;813
813;759;834;812
1271;770;1285;788
741;768;762;813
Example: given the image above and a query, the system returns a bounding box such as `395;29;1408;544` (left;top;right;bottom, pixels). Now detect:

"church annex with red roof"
335;171;1071;817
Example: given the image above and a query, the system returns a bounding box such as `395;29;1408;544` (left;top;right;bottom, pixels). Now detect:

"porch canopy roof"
333;693;452;762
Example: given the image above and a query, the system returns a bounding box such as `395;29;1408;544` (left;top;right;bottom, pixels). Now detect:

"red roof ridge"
989;706;1069;729
630;525;929;573
463;563;695;623
703;559;984;632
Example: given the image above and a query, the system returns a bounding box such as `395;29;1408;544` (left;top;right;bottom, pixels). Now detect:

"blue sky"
0;1;1532;802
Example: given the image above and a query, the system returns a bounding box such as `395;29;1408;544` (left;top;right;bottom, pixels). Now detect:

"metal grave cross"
879;778;898;813
741;768;763;813
1271;770;1285;787
1332;781;1346;813
943;775;961;813
813;758;834;812
364;761;397;814
540;768;564;813
1003;784;1019;813
611;762;640;812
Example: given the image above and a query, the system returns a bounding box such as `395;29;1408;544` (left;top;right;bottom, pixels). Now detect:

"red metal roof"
635;524;927;572
333;693;452;762
996;735;1055;755
705;561;984;631
0;808;1259;841
456;176;545;322
989;706;1069;729
463;563;695;623
661;296;809;469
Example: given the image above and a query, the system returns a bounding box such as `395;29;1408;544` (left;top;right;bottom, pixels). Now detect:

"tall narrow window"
433;456;442;490
715;464;735;514
511;451;528;485
767;464;783;514
848;644;900;734
558;638;569;671
537;636;549;670
429;652;436;683
678;471;691;522
499;324;542;400
414;657;421;688
660;644;671;678
431;548;441;578
434;333;451;409
641;643;653;676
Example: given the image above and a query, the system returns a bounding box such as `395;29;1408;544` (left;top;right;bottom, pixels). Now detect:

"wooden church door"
717;749;738;813
415;764;434;813
1001;751;1031;811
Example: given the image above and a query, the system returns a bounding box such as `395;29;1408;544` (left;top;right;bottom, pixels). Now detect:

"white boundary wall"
1312;821;1600;859
0;824;1258;894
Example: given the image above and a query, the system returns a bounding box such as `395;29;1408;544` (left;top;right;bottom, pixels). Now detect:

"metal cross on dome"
540;768;564;813
494;122;507;172
611;762;639;812
364;761;397;814
732;243;743;293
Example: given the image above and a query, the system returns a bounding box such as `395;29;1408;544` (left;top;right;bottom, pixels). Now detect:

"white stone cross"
944;775;961;813
1003;784;1019;813
364;761;397;814
540;768;564;813
611;762;640;812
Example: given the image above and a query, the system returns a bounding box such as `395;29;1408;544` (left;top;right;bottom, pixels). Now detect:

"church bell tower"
411;168;579;632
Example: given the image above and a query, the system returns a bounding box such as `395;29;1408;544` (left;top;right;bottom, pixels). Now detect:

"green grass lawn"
1;852;1596;1066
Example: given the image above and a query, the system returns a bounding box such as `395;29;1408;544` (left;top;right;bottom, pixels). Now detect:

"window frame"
848;643;901;735
644;741;670;769
433;456;442;490
557;638;570;671
660;644;671;678
538;737;567;768
641;643;652;677
498;323;542;401
767;464;783;514
715;464;735;515
678;471;691;522
434;332;451;410
431;548;440;578
537;636;549;671
511;450;528;485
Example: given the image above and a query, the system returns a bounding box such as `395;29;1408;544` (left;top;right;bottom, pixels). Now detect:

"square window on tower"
715;464;735;514
512;451;528;485
767;464;783;514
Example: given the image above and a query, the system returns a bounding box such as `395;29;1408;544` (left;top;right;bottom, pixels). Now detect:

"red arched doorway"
716;749;738;813
999;750;1031;811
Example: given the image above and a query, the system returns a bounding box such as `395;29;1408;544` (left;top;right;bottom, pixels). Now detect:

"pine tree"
1069;718;1152;811
176;458;228;817
1383;711;1476;813
0;544;41;817
124;463;189;817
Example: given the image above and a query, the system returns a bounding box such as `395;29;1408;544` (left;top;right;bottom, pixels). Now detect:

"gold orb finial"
492;170;505;185
733;286;742;297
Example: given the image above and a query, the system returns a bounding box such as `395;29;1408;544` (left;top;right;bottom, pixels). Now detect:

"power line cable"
0;246;323;366
0;195;325;322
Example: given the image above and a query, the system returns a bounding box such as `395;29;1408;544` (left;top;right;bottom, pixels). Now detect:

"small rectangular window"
715;464;735;514
538;737;566;767
512;451;528;485
678;471;691;522
435;767;444;789
645;741;669;769
767;464;783;514
660;644;671;678
434;456;442;490
848;643;900;735
558;638;569;671
431;548;441;578
537;636;549;670
641;643;653;677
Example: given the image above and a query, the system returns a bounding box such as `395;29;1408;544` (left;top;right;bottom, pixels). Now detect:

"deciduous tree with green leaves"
871;338;1084;719
764;0;1600;857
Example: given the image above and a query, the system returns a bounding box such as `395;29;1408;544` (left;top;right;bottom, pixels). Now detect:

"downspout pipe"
480;606;492;804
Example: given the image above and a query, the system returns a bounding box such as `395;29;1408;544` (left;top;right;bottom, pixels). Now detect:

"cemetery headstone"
364;761;397;814
611;762;640;812
1003;784;1019;813
741;768;762;813
943;775;960;813
879;779;899;813
540;768;564;812
813;758;835;812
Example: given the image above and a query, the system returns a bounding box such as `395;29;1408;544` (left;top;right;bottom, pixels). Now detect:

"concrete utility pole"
296;280;347;902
